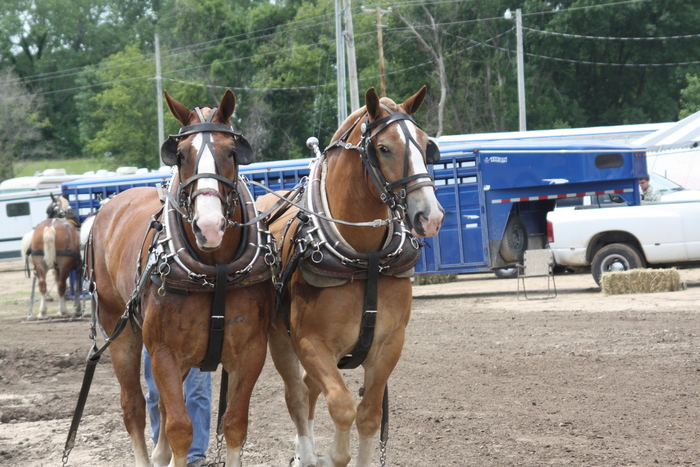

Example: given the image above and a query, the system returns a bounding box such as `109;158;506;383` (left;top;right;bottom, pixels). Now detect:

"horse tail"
44;223;57;267
21;230;34;277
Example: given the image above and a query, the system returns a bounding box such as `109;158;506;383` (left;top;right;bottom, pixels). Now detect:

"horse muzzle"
406;188;444;238
192;212;226;250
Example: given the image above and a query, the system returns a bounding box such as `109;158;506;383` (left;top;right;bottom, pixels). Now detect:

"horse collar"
147;175;273;295
295;156;421;283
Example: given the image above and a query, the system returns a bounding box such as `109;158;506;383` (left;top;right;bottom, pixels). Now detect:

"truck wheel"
500;215;528;263
494;268;518;279
591;243;644;285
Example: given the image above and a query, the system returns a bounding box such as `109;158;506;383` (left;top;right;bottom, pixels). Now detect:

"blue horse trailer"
416;140;647;275
62;139;647;276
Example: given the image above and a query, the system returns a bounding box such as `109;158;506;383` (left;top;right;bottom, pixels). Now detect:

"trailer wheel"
591;243;644;285
494;268;518;279
500;215;528;263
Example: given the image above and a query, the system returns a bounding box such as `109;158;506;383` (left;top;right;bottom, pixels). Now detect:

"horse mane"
330;96;405;143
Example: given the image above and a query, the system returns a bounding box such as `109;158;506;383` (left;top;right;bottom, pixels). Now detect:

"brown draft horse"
26;194;81;319
87;90;273;467
258;86;444;467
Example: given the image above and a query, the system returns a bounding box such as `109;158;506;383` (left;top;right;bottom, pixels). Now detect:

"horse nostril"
412;212;427;237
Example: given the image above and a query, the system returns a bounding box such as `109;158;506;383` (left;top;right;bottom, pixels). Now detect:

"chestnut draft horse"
86;90;273;467
258;86;444;467
26;194;81;319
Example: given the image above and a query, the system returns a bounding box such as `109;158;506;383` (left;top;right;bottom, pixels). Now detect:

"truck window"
7;202;30;217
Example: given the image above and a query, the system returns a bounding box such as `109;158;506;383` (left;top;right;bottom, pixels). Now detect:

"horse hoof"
290;456;314;467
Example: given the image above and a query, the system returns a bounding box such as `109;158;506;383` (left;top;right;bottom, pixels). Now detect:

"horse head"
162;90;255;251
46;193;72;219
359;86;444;238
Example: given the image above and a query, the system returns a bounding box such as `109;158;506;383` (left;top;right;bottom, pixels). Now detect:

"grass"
14;158;114;177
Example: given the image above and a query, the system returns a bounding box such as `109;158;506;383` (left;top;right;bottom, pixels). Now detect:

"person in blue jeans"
143;348;212;467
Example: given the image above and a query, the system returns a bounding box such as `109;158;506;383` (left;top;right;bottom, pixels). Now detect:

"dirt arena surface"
2;259;700;466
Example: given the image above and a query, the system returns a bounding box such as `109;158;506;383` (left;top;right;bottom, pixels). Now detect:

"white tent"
634;110;700;189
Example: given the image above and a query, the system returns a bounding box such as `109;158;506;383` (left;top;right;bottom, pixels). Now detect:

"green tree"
680;74;700;119
0;0;160;159
0;68;50;180
85;45;208;169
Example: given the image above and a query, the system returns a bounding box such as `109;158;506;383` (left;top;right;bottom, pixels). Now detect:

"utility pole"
344;0;359;111
335;0;347;125
155;33;165;166
505;9;526;131
362;6;390;97
515;8;526;131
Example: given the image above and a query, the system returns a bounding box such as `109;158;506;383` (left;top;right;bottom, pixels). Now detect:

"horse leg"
144;349;172;467
34;261;48;319
108;329;151;467
355;328;406;467
151;398;172;467
55;264;70;317
222;329;268;467
303;372;323;449
269;326;317;467
150;348;190;467
298;342;356;467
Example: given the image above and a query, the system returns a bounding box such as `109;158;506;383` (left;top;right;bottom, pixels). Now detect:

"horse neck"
181;209;244;265
324;151;390;253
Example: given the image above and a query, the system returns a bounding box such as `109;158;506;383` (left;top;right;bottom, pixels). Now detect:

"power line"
523;26;700;41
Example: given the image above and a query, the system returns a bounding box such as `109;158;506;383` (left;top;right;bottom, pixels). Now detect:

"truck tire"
494;268;518;279
500;215;528;263
591;243;644;285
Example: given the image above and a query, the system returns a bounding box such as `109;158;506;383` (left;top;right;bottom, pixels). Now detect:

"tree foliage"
0;68;50;179
2;0;700;174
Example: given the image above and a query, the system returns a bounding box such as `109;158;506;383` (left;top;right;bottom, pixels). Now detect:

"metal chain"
379;438;388;467
212;431;225;466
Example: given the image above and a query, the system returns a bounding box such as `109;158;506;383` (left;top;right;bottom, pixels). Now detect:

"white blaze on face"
399;123;444;237
192;133;225;248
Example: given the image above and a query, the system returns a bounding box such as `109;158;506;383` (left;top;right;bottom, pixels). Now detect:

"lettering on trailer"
483;156;508;163
491;188;633;204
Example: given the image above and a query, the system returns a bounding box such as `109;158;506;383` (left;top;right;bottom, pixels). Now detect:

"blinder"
160;122;256;167
160;137;179;166
426;139;441;164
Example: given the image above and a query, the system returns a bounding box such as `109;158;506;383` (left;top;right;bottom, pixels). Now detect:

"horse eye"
378;145;389;154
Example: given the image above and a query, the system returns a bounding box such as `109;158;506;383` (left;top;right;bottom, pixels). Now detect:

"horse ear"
164;91;192;126
402;85;428;115
365;87;382;121
215;89;237;123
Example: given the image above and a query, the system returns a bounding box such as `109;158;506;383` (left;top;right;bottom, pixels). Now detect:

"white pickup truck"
546;197;700;284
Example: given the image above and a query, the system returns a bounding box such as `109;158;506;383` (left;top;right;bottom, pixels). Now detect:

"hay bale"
600;268;681;295
413;274;458;286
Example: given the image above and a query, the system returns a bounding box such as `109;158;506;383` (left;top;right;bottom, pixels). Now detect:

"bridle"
168;107;241;223
325;104;436;216
47;196;70;219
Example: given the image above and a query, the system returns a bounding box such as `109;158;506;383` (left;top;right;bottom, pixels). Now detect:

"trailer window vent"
595;153;624;169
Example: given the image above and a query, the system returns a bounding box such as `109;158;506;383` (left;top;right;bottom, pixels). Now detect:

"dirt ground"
2;259;700;466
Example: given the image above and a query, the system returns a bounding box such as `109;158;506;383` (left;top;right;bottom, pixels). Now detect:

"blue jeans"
143;348;212;463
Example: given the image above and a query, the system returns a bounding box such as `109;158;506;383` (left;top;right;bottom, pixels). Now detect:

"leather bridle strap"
360;108;435;211
337;251;379;370
199;263;228;372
